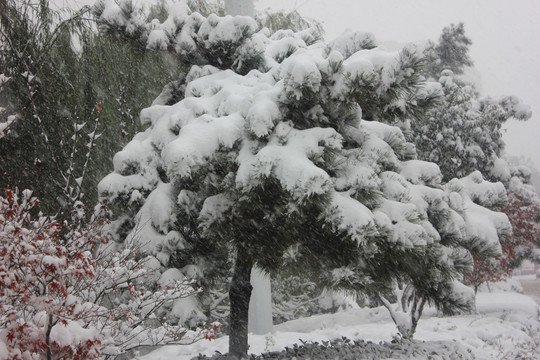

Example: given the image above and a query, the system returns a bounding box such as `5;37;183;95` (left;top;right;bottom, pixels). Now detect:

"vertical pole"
248;267;273;334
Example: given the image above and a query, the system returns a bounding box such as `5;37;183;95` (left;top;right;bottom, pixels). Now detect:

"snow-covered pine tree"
97;2;512;355
415;24;535;197
424;22;474;79
412;70;531;183
413;24;540;292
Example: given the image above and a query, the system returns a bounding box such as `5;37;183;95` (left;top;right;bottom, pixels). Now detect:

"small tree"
424;22;473;78
0;189;101;359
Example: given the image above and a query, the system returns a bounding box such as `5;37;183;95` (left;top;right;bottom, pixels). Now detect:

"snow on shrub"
0;189;208;359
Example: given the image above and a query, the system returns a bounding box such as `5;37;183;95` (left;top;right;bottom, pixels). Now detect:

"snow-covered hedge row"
192;337;473;360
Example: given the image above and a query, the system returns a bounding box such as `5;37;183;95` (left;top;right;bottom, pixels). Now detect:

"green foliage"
193;337;473;359
256;9;324;45
0;0;182;215
0;0;92;214
424;22;473;79
412;70;531;183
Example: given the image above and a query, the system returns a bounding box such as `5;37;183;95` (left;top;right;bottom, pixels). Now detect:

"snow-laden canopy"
97;0;511;326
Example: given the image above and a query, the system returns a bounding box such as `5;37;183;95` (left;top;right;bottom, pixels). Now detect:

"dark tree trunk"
46;314;53;360
410;295;425;337
228;250;253;359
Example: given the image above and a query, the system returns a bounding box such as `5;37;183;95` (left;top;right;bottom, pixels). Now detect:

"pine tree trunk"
410;296;425;337
228;250;253;359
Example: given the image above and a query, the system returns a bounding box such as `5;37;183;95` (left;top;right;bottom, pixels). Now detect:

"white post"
248;267;273;334
224;0;254;17
223;0;273;335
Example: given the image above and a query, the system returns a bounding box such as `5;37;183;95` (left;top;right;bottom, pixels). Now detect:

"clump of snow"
50;320;100;354
162;113;244;178
147;28;169;50
328;30;377;58
279;51;325;100
266;36;302;63
461;202;508;256
455;171;507;207
169;296;207;328
400;160;442;186
159;268;185;288
323;192;376;245
489;158;512;182
245;89;282;137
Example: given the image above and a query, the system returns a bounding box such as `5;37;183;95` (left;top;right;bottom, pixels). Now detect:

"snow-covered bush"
0;189;205;359
0;190;101;359
465;192;540;292
192;337;473;360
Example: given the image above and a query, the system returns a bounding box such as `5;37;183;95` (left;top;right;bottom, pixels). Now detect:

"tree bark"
410;295;425;337
45;314;53;360
228;250;253;359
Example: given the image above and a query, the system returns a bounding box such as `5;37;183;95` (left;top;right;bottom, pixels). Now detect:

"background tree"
411;70;531;183
0;0;182;216
413;23;540;293
424;22;473;78
0;0;95;214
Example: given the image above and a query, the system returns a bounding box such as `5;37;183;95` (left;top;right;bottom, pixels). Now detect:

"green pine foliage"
424;22;473;78
412;70;531;183
256;9;324;45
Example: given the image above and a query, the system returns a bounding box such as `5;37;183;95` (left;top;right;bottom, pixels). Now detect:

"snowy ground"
140;283;540;360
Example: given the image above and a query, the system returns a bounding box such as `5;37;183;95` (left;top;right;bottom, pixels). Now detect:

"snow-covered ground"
140;285;540;360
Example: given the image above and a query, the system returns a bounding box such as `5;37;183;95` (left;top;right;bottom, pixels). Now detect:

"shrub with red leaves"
465;192;540;292
0;189;207;359
0;189;101;359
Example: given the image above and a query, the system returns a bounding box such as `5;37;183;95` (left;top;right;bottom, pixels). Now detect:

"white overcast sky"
56;0;540;168
255;0;540;169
